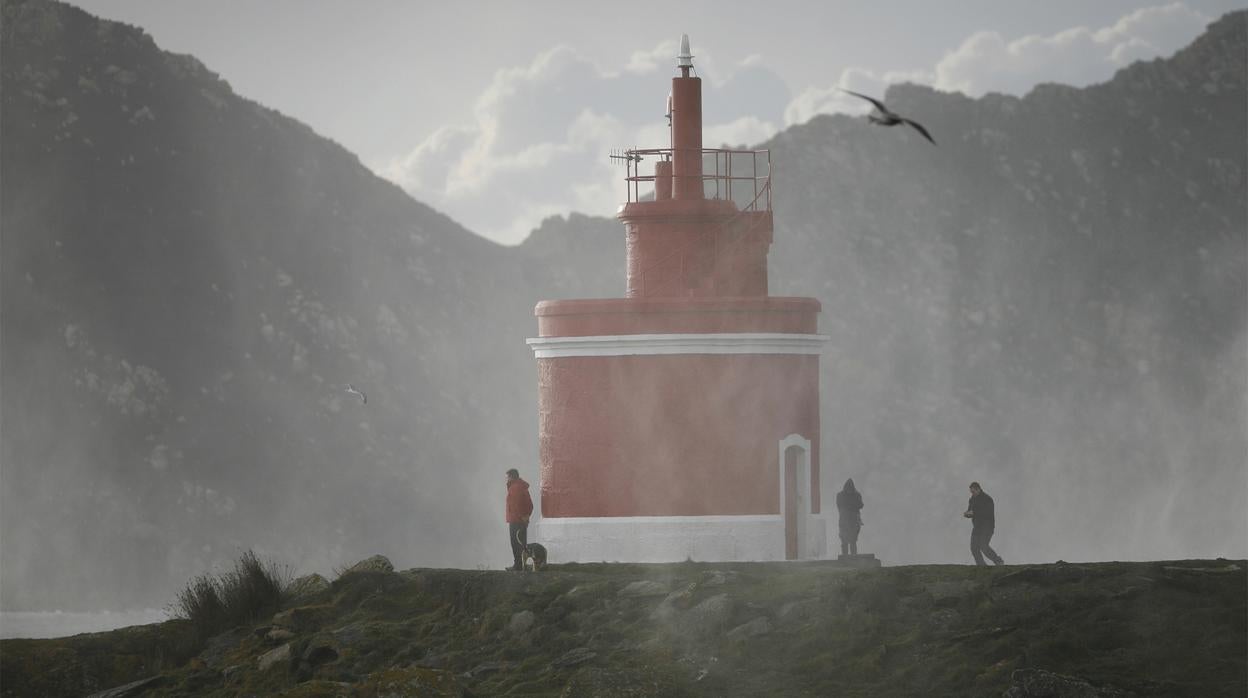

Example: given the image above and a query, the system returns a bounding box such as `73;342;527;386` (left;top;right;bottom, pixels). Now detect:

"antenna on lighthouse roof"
677;34;694;71
608;148;641;164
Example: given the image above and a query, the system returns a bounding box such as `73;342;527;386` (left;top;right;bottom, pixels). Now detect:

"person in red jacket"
505;468;534;571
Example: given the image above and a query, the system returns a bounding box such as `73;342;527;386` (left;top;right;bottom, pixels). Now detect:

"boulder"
563;582;609;602
328;619;408;660
650;583;697;622
685;593;733;637
664;583;697;609
301;634;340;667
508;610;536;635
329;620;370;648
221;665;245;681
356;666;471;697
272;604;334;633
726;617;773;641
199;626;249;668
461;660;509;679
617;580;668;598
778;598;817;621
550;647;597;669
1003;668;1132;697
85;676;166;698
700;570;738;587
257;643;291;672
287;572;330;601
340;555;394;575
649;602;678;623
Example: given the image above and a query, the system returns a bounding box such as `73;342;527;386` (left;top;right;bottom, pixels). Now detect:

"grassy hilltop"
1;558;1244;697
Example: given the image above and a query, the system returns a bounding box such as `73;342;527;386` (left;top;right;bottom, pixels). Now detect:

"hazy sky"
70;1;1243;244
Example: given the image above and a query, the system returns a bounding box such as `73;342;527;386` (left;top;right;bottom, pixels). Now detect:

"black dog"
522;542;548;571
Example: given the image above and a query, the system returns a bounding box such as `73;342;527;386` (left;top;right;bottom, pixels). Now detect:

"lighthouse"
528;35;828;562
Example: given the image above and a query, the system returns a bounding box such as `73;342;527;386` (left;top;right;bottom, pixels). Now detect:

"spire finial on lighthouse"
677;34;694;71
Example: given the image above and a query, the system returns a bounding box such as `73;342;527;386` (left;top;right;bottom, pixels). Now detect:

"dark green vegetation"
0;619;198;697
170;550;289;644
2;559;1244;696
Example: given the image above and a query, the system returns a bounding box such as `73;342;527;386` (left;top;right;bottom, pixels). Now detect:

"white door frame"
778;433;812;558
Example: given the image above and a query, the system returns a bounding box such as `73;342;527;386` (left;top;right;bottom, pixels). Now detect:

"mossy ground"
0;618;197;697
2;560;1244;697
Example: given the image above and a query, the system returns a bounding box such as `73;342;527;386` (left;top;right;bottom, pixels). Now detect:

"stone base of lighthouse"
533;513;829;564
530;431;830;563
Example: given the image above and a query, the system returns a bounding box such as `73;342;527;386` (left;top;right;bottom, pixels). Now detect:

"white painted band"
530;514;829;563
526;333;829;358
538;515;782;526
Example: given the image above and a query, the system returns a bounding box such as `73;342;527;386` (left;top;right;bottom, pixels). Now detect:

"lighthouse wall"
528;297;827;561
533;350;821;517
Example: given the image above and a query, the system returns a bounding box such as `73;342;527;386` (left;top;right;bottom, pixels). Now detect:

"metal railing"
618;147;772;212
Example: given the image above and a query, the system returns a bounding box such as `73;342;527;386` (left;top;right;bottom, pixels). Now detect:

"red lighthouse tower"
528;35;828;562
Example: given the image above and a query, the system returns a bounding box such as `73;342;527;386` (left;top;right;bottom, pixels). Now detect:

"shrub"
170;550;289;642
172;573;225;640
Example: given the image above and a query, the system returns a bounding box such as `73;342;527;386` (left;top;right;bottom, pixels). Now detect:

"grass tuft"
170;550;288;642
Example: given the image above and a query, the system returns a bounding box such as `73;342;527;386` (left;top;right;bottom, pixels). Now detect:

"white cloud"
1094;2;1211;54
704;116;780;149
623;40;679;74
785;67;934;126
785;2;1210;126
934;3;1208;96
380;3;1212;244
378;42;790;245
382;125;475;194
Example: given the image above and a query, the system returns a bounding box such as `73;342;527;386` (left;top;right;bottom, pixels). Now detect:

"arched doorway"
778;434;812;560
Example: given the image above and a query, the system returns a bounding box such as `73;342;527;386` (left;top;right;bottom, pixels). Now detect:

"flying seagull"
345;384;367;405
840;89;936;145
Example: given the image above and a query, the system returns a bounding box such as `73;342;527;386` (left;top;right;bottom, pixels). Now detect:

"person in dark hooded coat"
836;478;864;555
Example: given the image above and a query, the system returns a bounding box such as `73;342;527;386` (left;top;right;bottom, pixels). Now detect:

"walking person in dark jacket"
505;469;534;571
963;481;1004;566
836;478;864;556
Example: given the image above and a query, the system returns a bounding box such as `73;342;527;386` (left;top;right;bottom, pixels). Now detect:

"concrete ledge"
833;554;882;569
527;333;829;358
533;297;822;337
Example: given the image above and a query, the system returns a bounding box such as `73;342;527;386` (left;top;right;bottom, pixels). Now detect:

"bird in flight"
345;384;367;404
840;89;936;145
